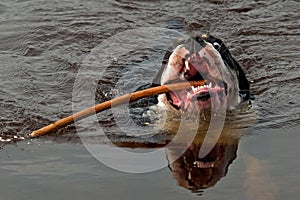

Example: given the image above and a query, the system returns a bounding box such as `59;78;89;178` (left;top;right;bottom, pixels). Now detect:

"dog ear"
201;34;253;100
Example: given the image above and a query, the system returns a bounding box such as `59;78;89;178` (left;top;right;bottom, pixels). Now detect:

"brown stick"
29;81;205;137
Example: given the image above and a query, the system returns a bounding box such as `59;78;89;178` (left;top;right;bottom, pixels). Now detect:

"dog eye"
213;42;221;49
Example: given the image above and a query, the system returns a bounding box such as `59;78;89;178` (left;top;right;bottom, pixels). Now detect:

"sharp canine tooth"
180;73;185;80
192;86;196;92
209;82;212;88
185;61;190;71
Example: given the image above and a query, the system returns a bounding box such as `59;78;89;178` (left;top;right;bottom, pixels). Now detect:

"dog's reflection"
166;135;239;191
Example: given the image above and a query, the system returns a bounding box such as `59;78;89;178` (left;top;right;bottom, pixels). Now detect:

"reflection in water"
157;106;276;199
167;135;238;192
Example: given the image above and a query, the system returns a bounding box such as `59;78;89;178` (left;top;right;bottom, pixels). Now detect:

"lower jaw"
159;94;226;113
175;97;225;113
183;100;213;113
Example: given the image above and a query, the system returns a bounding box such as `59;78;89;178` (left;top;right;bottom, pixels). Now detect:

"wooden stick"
29;81;205;137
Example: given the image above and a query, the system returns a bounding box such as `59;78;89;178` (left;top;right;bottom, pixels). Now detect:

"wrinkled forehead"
173;37;207;56
171;38;221;61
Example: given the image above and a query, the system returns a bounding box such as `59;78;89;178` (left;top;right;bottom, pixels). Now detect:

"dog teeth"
191;86;196;92
180;73;185;80
192;86;200;92
185;60;190;71
191;85;208;93
190;82;215;94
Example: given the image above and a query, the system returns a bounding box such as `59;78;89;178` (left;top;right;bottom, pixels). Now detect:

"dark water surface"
0;0;299;199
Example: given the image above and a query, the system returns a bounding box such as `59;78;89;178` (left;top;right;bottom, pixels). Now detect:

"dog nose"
195;36;207;47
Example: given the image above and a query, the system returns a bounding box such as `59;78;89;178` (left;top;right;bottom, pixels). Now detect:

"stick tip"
29;131;38;138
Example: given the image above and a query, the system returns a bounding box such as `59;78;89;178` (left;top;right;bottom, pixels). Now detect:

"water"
0;0;299;199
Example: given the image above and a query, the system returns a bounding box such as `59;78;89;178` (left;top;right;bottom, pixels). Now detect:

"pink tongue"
170;87;224;110
184;87;210;110
170;88;211;110
170;91;185;108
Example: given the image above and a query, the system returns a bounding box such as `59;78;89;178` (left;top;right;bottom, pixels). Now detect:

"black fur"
200;35;252;100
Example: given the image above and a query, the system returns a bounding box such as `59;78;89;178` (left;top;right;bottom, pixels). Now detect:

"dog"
133;34;252;114
157;34;252;112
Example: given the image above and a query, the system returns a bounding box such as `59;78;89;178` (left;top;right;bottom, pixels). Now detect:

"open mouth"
164;53;228;111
